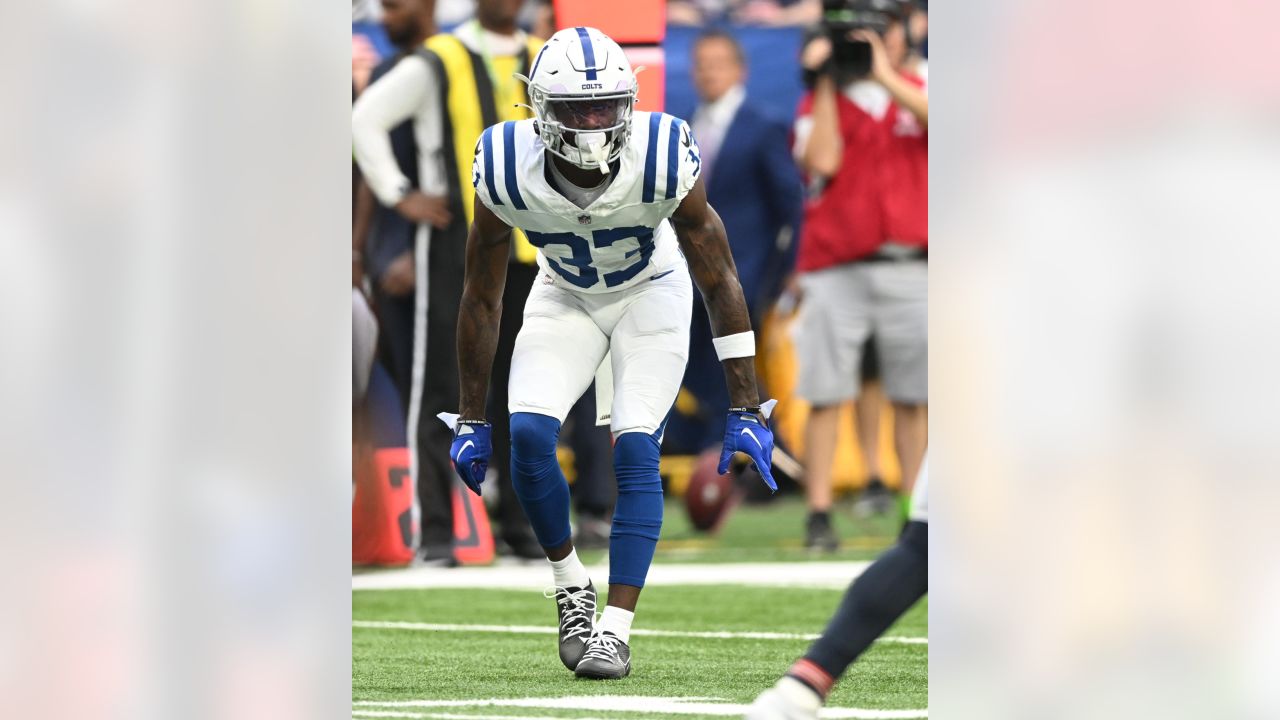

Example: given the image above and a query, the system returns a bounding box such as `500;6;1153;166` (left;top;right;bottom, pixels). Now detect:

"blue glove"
718;399;779;493
446;418;492;496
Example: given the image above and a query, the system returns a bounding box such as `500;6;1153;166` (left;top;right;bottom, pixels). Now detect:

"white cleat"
744;677;823;720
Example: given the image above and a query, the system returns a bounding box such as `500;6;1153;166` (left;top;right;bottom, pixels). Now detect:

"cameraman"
791;0;928;550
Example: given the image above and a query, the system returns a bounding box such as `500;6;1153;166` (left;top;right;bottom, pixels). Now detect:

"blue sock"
609;430;664;587
509;412;572;549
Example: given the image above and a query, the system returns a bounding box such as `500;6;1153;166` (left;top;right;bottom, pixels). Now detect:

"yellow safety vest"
420;33;543;264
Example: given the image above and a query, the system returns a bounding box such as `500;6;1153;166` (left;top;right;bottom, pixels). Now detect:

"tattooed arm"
457;196;513;420
670;176;761;412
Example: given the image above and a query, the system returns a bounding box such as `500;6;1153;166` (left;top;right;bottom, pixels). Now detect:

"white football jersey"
473;111;703;294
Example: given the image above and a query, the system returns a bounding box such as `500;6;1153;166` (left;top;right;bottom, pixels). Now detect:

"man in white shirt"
352;0;444;414
352;3;534;227
352;16;451;228
352;0;544;562
690;34;746;185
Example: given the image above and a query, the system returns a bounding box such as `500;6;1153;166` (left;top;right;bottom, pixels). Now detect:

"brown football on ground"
685;448;739;532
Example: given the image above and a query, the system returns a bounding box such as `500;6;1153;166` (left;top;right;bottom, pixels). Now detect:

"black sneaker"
419;543;458;567
575;514;612;550
546;583;596;670
499;531;546;561
574;630;631;679
853;476;895;518
804;512;840;553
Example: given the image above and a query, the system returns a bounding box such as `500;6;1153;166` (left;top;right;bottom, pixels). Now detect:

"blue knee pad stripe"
609;430;665;587
509;412;572;549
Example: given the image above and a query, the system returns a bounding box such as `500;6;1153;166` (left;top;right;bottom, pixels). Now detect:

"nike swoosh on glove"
718;399;779;492
438;412;492;496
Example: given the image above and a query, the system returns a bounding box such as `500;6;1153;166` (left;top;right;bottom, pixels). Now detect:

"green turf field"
582;494;906;565
353;497;927;719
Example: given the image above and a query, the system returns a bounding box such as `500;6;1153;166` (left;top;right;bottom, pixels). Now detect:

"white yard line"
352;619;926;645
353;561;870;591
353;695;927;718
355;707;588;712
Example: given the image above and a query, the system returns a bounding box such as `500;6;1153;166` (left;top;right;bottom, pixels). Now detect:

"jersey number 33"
526;226;655;290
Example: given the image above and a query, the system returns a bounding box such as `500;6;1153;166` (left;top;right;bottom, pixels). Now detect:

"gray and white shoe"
546;583;596;670
574;630;631;679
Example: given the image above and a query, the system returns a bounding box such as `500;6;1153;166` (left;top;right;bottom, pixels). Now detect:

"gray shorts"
794;260;927;405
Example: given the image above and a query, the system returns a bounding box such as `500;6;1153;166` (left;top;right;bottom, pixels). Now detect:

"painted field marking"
352;619;926;645
355;707;586;712
353;561;870;591
353;695;927;718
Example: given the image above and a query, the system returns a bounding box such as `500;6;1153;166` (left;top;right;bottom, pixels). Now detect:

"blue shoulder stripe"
502;122;527;210
664;118;683;200
482;126;502;206
642;113;662;203
575;27;598;81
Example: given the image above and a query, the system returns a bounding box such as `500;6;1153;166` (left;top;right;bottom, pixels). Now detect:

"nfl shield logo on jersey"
577;214;592;225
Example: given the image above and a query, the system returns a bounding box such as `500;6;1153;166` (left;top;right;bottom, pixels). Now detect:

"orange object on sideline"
552;1;667;111
625;46;666;112
452;480;495;565
352;447;416;566
552;0;666;44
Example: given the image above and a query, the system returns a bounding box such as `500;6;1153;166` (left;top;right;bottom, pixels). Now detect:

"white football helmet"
518;27;638;174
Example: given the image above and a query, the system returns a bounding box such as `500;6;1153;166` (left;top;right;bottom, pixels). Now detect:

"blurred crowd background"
351;0;928;565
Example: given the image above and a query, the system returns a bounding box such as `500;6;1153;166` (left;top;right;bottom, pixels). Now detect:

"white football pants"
509;259;692;436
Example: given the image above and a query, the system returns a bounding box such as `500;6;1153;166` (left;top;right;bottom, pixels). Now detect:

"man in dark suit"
677;29;805;453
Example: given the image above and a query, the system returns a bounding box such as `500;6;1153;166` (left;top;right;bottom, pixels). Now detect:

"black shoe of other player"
499;531;546;560
853;476;895;518
574;630;631;679
546;583;596;670
804;512;840;553
574;513;612;550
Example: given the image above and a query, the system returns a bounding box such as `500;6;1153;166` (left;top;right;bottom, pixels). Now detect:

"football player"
745;453;929;718
440;27;777;680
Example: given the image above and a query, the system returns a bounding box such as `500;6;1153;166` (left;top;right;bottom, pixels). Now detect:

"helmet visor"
548;96;627;131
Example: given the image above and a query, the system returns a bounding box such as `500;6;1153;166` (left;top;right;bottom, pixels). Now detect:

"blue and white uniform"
460;26;724;604
473;111;703;435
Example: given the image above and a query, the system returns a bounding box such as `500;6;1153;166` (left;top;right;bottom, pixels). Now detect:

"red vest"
794;72;927;272
880;73;928;247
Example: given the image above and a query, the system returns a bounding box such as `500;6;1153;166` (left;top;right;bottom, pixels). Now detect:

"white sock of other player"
550;549;591;590
775;676;823;711
597;605;634;644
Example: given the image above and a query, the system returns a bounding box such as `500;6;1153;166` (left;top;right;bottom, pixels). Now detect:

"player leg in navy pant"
746;455;929;719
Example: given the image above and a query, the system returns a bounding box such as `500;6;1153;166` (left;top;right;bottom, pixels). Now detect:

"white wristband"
713;331;756;361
